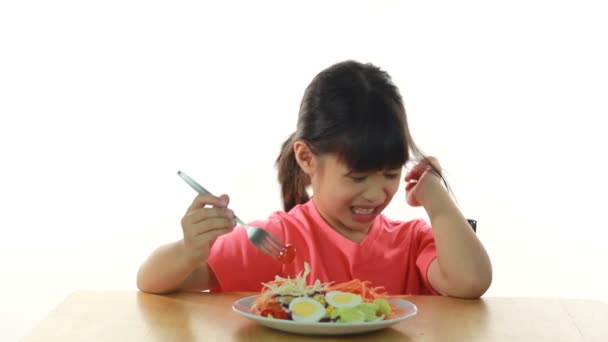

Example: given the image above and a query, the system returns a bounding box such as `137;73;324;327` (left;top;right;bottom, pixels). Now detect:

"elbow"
460;258;493;299
137;279;172;295
136;268;168;295
136;278;152;294
459;275;492;299
457;270;492;299
446;278;491;299
136;271;154;294
448;267;493;299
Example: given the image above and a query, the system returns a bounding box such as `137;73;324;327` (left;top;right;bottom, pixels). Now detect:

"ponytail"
276;133;310;212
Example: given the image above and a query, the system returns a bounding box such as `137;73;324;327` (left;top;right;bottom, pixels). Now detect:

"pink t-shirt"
207;199;440;295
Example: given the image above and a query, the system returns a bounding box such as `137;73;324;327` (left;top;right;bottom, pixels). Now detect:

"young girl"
137;60;492;299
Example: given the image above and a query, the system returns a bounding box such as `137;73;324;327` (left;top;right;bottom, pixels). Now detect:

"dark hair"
276;60;445;211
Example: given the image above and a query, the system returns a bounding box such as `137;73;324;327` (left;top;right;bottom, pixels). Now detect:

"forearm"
136;240;204;294
421;181;493;297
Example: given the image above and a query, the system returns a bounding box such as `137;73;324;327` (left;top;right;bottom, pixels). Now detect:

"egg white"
288;297;326;322
325;291;363;308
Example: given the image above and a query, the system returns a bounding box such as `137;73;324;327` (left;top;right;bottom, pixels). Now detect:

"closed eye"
349;175;367;182
385;173;400;180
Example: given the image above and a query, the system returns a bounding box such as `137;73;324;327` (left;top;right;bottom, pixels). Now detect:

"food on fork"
277;244;296;264
250;262;407;323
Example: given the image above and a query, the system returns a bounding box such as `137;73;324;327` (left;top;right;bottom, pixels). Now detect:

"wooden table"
22;291;608;341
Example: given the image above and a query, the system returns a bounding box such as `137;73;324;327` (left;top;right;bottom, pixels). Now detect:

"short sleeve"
414;220;441;295
206;217;284;292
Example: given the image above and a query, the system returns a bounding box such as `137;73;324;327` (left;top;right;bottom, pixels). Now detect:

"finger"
184;208;235;225
219;194;230;207
184;207;235;225
187;193;228;211
405;181;417;193
404;162;429;182
185;217;237;237
405;156;442;179
187;227;234;256
424;156;441;170
421;157;442;177
197;227;234;246
406;189;421;207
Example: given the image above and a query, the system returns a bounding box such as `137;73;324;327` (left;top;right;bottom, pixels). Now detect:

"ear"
293;140;317;175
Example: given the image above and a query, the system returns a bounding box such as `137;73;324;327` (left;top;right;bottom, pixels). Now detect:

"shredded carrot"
252;280;285;315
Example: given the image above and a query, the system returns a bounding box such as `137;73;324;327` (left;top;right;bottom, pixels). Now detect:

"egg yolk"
332;293;354;304
292;301;316;316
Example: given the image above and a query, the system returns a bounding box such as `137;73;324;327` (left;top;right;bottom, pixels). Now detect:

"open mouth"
351;207;375;215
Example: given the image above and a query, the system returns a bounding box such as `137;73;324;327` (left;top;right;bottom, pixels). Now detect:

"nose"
361;183;386;204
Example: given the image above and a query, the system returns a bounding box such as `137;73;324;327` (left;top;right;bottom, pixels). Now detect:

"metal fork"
177;171;286;259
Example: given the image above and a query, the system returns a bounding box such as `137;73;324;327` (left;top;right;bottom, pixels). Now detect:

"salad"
251;263;407;323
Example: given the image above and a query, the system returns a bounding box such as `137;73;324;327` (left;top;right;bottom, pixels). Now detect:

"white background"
1;0;607;340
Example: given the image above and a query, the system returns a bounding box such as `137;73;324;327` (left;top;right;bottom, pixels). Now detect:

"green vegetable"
328;300;392;323
357;302;380;321
373;299;392;316
330;307;365;323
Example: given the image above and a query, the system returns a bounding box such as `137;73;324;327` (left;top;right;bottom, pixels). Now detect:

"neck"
313;199;372;243
333;224;369;243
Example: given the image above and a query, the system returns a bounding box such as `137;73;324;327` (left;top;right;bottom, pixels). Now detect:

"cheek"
381;179;401;201
388;180;401;195
325;185;356;203
319;180;359;205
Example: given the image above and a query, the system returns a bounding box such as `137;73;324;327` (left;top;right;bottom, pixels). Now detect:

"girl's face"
302;151;402;238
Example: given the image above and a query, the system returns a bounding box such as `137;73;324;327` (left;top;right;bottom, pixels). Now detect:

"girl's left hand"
405;156;445;207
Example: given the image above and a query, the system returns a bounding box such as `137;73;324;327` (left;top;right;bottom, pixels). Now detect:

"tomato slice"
260;302;289;319
278;244;296;264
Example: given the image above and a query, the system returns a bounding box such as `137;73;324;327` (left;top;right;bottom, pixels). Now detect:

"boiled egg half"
325;291;363;308
288;297;326;322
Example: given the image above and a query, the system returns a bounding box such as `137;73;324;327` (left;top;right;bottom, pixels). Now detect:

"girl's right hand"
180;193;236;265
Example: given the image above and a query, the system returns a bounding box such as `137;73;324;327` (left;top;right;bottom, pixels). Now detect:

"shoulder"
378;215;432;233
375;215;435;246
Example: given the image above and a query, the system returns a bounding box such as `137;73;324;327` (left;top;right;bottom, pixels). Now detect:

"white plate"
232;295;418;336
